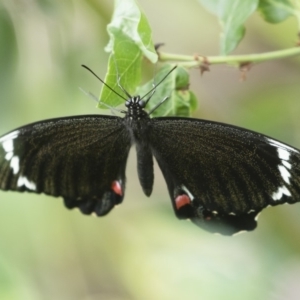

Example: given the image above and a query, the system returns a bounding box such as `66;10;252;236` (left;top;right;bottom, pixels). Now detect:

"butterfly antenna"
81;65;127;101
144;63;159;103
79;87;125;114
141;65;177;105
148;96;169;115
111;56;133;99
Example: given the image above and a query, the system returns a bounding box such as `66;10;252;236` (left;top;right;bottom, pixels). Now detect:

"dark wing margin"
149;117;300;235
0;115;132;216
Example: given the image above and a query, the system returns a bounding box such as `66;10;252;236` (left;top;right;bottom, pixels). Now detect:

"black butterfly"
0;66;300;235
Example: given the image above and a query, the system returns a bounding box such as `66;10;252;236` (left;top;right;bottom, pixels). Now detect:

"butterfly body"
123;96;155;197
1;93;300;235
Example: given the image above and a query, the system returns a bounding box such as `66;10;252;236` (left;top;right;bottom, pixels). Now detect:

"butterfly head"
125;96;148;121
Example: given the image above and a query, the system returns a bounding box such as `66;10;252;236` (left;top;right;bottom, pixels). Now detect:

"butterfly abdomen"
123;97;155;197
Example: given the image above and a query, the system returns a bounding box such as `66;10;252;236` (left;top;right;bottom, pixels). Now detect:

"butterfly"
0;65;300;235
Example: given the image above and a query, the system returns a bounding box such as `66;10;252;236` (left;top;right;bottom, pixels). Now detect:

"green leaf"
105;0;157;62
198;0;259;55
99;38;142;109
99;0;157;109
137;65;198;117
189;91;198;112
258;0;300;26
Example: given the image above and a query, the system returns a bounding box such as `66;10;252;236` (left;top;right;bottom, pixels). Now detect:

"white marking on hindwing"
272;185;291;201
181;185;195;201
254;212;261;221
17;176;36;191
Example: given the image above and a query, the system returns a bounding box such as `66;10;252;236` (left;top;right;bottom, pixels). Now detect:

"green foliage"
198;0;300;54
1;1;300;300
258;0;300;25
198;0;259;55
136;65;197;117
99;0;157;109
100;0;197;117
101;0;300;117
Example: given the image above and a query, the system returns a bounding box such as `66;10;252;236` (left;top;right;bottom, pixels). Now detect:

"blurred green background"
1;1;300;299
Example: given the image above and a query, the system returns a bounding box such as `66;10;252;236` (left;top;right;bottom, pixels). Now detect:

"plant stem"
158;47;300;68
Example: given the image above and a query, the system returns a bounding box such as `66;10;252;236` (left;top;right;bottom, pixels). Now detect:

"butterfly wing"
149;117;300;235
0;115;132;216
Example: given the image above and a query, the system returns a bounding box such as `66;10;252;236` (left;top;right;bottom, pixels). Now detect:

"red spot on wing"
175;194;191;210
111;181;123;196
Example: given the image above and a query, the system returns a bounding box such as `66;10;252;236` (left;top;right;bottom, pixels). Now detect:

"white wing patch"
17;176;37;191
10;156;20;174
267;138;299;154
277;148;293;185
1;130;37;191
272;185;291;201
265;138;298;201
181;185;195;201
278;165;291;184
282;160;292;169
0;130;21;174
0;130;20;143
277;148;290;160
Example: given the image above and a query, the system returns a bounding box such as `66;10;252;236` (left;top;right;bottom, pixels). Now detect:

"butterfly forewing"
149;117;300;234
1;66;300;236
0;115;131;216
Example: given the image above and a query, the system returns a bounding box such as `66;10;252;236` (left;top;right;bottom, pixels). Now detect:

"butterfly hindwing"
1;82;300;235
0;115;132;216
149;117;300;234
